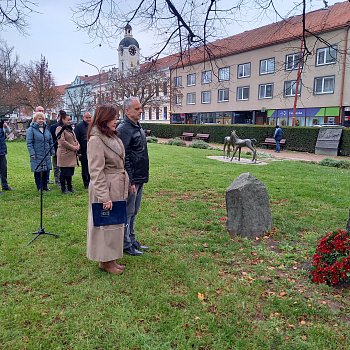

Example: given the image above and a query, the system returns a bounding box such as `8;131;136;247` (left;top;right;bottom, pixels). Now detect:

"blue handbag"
92;201;127;227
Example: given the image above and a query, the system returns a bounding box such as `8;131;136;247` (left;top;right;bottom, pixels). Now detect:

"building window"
237;63;251;78
260;58;275;75
218;67;230;81
186;92;196;104
201;70;212;84
218;88;229;102
163;81;168;95
258;83;273;99
285;53;301;70
284;80;301;97
174;76;182;87
316;45;337;66
174;94;182;105
201;91;211;104
148;107;152;120
163;106;167;119
314;76;335;94
237;86;249;101
187;73;196;86
156;107;160;120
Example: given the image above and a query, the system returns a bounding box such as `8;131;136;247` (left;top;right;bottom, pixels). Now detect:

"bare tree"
0;41;28;117
108;64;172;112
66;84;93;121
0;0;38;33
23;55;61;110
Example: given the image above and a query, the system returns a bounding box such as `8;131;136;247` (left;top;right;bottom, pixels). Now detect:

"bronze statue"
223;135;233;158
229;130;257;163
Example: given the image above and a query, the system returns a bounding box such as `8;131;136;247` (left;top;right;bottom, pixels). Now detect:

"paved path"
157;138;350;162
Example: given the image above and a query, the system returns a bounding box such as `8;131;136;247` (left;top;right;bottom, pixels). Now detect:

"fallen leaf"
197;292;205;301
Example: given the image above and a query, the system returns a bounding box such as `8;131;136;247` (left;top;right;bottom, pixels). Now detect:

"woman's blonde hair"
33;112;45;122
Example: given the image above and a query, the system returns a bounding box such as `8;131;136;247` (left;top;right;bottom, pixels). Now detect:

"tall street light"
80;59;116;103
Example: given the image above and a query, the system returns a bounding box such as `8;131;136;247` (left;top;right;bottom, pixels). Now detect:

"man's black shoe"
133;242;149;251
124;246;143;256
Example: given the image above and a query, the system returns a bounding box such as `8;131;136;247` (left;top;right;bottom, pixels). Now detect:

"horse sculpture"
223;135;233;158
229;130;257;163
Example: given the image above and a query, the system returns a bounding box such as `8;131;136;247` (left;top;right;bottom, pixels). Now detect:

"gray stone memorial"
315;127;342;156
226;172;272;239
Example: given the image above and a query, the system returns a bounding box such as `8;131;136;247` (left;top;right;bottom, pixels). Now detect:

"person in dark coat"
74;112;92;188
0;119;14;193
116;97;149;256
273;125;283;153
26;112;54;191
49;111;63;187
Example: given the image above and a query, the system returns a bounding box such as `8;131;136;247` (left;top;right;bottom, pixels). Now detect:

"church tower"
118;24;140;73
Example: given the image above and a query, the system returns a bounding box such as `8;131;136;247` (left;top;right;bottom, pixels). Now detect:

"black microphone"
56;125;67;139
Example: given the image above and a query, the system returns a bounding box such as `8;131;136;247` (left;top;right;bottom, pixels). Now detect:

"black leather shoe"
124;246;143;256
133;242;149;251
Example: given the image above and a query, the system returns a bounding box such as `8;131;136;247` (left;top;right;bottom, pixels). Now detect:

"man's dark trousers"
80;154;90;188
0;155;9;190
124;184;144;249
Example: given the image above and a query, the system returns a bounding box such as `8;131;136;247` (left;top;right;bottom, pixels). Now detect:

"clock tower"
118;24;140;73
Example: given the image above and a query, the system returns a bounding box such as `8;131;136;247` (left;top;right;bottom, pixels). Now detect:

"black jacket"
117;116;149;185
50;122;59;153
74;120;89;156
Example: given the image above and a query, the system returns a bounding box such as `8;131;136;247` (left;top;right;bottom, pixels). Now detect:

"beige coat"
56;126;79;168
86;127;129;262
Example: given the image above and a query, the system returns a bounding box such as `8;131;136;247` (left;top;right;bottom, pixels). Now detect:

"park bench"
180;132;195;141
261;137;286;149
193;133;210;142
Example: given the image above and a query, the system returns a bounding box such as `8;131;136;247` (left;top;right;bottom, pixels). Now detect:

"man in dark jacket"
0;119;14;193
74;112;91;188
273;125;283;153
117;97;149;256
50;111;63;186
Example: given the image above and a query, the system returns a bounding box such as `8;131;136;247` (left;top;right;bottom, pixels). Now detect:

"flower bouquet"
310;229;350;286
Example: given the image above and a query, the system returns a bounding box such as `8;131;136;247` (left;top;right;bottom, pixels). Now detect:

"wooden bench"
261;138;286;149
193;133;210;142
179;132;195;141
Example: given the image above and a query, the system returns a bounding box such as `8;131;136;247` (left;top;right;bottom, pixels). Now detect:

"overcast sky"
1;0;340;85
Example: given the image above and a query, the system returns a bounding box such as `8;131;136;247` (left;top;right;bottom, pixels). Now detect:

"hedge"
141;123;350;156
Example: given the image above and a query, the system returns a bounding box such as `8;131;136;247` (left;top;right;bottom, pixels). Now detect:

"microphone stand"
28;127;64;245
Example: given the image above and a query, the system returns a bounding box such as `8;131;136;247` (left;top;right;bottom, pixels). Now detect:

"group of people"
86;97;149;275
1;97;149;276
25;106;92;193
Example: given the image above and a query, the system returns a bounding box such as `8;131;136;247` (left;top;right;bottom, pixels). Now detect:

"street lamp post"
80;59;116;103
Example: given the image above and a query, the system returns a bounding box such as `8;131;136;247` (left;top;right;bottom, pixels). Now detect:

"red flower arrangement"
310;229;350;286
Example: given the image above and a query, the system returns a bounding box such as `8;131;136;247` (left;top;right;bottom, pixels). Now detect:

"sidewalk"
157;138;350;162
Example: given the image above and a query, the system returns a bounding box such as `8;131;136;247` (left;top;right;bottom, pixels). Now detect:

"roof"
171;1;350;68
55;84;70;95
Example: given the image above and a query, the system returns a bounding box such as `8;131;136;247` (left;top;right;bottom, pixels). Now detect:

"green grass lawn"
1;141;349;350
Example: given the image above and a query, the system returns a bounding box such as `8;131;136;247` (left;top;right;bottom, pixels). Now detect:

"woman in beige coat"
56;112;80;193
87;105;129;275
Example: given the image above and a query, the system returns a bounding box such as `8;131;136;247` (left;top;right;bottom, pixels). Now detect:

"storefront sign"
268;107;339;118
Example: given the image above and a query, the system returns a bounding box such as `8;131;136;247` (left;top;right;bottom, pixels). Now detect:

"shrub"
319;158;350;169
167;137;186;147
310;229;350;286
147;136;158;143
191;140;211;149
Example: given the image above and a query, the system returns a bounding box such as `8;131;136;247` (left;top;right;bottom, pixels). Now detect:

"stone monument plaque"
315;127;342;156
